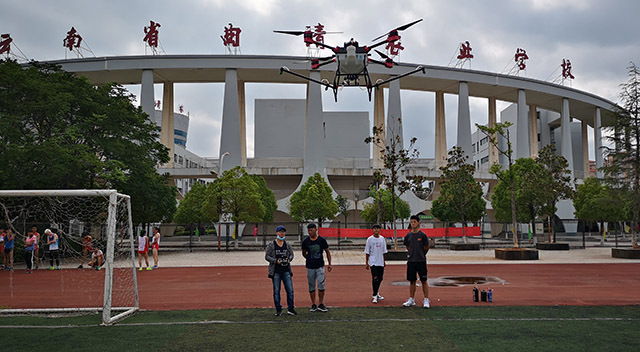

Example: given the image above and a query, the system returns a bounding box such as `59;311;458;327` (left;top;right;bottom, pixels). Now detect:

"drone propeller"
371;19;423;42
273;30;306;36
374;49;397;68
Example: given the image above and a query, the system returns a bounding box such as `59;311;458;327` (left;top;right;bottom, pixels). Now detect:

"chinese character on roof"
178;105;184;113
143;20;161;48
514;48;528;70
562;59;575;79
63;27;83;51
0;33;13;55
386;40;404;56
221;23;241;47
457;41;474;60
313;23;326;48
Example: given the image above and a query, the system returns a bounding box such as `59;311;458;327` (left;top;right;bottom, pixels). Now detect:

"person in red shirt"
78;234;93;269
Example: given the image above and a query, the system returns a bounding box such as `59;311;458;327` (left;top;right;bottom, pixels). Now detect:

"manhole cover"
392;276;507;287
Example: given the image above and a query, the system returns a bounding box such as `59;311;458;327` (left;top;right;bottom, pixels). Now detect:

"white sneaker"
372;295;378;303
423;298;431;308
377;294;384;301
402;297;416;307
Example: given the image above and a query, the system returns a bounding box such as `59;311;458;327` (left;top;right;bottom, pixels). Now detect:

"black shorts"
406;261;427;282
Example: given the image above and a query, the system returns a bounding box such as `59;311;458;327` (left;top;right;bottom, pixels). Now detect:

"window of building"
481;156;489;164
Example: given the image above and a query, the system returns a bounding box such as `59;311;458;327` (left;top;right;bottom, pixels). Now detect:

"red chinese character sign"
221;23;241;54
0;33;12;55
143;20;162;54
562;59;575;79
514;48;528;70
451;41;474;68
63;27;88;59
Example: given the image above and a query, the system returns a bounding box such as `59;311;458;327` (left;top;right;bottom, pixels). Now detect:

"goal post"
0;189;139;325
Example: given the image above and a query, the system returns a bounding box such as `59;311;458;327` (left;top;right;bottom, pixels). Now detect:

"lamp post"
217;152;230;251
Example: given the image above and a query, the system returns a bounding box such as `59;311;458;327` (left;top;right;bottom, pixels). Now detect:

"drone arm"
280;67;334;90
372;66;426;89
368;58;394;69
364;40;389;52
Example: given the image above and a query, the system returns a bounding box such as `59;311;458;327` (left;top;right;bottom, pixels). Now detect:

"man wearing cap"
265;225;296;316
301;223;332;312
365;224;387;303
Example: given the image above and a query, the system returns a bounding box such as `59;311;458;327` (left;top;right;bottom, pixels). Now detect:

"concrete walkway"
152;247;640;268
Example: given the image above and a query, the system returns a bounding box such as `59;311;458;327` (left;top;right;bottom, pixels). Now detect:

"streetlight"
219;152;230;176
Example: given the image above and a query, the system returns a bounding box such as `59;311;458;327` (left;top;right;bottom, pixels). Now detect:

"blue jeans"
272;271;294;311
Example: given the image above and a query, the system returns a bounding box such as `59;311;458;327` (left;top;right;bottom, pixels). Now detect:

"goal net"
0;190;138;325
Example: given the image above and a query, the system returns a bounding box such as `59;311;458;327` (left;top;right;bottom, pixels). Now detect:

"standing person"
31;226;41;270
0;227;5;270
402;215;431;308
4;228;15;271
78;234;93;268
45;229;60;270
24;231;37;274
265;225;296;316
301;223;332;312
151;227;161;269
137;229;151;271
365;224;387;303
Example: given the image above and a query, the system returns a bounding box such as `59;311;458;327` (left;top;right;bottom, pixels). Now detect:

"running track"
1;263;639;310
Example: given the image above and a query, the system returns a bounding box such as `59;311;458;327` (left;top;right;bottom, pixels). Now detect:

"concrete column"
435;91;447;168
488;97;498;166
457;82;472;162
594;107;603;178
387;78;403;149
303;71;326;179
561;98;574;174
219;69;242;172
160;82;174;168
140;69;155;120
582;121;589;178
516;89;530;159
373;88;385;169
529;105;539;157
238;80;247;167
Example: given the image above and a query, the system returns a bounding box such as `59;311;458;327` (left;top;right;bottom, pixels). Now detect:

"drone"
274;19;426;101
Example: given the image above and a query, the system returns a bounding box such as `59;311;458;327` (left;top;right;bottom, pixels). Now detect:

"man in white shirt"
364;224;387;303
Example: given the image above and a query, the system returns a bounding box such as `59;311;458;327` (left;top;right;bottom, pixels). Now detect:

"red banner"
318;227;481;238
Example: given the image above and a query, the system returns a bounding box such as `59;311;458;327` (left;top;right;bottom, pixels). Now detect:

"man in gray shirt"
402;215;431;308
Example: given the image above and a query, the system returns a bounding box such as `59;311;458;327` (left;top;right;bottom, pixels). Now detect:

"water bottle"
481;289;487;302
488;288;493;302
473;287;479;302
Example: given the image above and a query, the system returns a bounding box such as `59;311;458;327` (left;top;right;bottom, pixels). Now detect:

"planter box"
611;248;640;259
450;243;480;251
536;243;570;250
495;248;539;260
385;250;408;261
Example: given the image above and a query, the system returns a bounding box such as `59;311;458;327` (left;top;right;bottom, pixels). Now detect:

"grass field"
1;306;638;351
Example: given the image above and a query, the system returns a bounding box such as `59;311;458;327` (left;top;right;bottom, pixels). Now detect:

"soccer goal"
0;189;138;325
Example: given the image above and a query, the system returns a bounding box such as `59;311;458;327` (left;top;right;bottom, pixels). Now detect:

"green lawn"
1;306;638;351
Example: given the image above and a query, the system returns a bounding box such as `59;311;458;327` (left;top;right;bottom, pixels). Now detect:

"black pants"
49;249;60;267
25;250;34;270
370;266;385;296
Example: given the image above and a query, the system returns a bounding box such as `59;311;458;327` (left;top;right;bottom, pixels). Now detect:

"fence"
157;219;637;252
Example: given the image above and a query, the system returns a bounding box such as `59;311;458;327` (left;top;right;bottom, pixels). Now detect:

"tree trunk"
392;185;398;250
510;177;519;248
234;221;239;249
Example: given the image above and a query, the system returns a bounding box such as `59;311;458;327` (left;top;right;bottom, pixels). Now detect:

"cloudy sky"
2;0;639;159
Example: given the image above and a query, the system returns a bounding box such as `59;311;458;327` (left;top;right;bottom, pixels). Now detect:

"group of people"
265;215;432;316
1;226;64;273
137;227;161;270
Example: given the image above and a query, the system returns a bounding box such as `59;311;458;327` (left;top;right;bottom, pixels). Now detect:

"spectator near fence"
3;228;14;271
302;223;332;312
151;227;161;269
46;229;60;270
138;229;151;271
402;215;431;308
31;226;41;270
365;224;387;303
265;225;296;316
24;231;37;274
78;234;93;269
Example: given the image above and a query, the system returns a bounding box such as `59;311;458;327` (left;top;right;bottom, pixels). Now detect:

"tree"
0;60;175;224
490;157;549;242
335;194;349;227
574;177;626;244
601;63;640;248
365;119;427;248
212;167;265;248
360;187;411;224
250;175;277;223
432;147;486;243
536;145;573;243
174;182;211;224
289;173;338;225
477;121;520;248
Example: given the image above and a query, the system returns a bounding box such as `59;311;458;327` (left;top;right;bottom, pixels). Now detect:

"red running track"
1;264;639;310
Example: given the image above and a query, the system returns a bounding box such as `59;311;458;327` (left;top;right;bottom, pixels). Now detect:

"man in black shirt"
402;215;431;308
302;223;332;312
